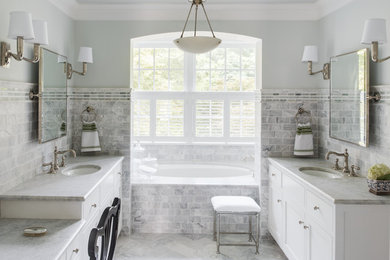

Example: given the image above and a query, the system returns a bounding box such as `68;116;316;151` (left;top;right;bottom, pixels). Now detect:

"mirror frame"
38;47;68;144
329;48;370;147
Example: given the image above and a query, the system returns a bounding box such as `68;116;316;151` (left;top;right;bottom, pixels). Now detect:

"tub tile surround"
131;184;260;236
69;87;131;234
0;80;71;195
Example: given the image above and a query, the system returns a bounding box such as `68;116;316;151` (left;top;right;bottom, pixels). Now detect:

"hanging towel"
294;122;314;156
81;121;101;152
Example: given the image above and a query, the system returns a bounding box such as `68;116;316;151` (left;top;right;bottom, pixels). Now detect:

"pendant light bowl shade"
27;20;48;45
8;11;35;40
174;36;222;54
361;18;387;44
78;47;93;63
302;45;319;63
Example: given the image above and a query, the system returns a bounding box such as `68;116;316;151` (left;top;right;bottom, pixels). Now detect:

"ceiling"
50;0;354;21
76;0;319;4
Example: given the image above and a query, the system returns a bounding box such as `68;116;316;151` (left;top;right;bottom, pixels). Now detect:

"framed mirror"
39;48;68;143
329;48;369;147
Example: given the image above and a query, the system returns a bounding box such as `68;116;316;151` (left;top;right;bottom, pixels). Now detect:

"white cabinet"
307;221;333;260
284;202;305;260
268;160;390;260
60;163;122;260
269;162;334;260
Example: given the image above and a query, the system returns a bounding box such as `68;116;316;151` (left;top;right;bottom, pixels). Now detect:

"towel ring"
81;106;97;123
295;106;312;124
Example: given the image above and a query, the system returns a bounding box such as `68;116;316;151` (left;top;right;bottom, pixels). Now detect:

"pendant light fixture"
174;0;221;54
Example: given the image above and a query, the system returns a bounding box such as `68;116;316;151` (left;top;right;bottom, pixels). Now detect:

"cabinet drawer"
66;234;82;260
100;173;114;206
269;164;282;189
83;186;100;221
306;191;333;232
282;174;304;209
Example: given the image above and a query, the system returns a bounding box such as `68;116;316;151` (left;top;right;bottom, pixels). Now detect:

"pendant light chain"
200;3;216;38
180;2;194;38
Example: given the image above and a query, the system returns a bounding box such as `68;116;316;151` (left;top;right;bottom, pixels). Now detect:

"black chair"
88;198;121;260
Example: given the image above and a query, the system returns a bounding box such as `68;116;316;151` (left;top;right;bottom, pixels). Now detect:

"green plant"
367;164;390;180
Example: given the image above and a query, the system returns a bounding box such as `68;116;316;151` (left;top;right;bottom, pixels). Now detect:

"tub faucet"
54;146;76;171
325;149;350;174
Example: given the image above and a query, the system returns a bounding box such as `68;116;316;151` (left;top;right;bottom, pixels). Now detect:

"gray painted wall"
0;0;75;84
319;0;390;88
74;20;320;89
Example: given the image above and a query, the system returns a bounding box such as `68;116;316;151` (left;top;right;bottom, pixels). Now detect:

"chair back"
88;198;121;260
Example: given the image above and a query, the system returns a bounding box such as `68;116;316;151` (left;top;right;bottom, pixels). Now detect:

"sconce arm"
307;61;330;80
22;44;41;63
371;41;390;63
67;62;88;79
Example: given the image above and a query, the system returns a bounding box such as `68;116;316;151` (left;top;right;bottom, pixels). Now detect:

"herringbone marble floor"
115;233;287;260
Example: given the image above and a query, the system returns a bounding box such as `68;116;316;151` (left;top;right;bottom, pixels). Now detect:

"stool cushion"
211;196;261;213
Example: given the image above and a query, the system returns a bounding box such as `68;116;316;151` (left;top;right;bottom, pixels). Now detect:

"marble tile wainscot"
0;80;71;194
69;87;131;234
318;85;390;176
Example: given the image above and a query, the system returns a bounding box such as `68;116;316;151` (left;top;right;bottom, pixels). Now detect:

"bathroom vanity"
268;158;390;260
0;156;123;260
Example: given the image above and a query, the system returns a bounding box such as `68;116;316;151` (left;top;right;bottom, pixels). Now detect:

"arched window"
131;32;261;143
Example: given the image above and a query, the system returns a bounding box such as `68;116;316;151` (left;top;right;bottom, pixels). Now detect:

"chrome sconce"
361;18;390;63
1;11;48;67
301;45;330;80
67;47;93;79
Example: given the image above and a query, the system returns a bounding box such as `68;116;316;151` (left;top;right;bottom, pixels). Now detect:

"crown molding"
49;0;355;21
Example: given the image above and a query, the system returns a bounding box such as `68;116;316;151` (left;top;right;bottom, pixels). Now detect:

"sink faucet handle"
350;165;360;177
333;158;341;170
42;162;55;174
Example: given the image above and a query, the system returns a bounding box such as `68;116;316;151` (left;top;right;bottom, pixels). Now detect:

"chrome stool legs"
213;211;260;255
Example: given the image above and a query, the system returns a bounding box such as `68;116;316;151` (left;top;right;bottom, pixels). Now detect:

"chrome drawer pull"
277;199;281;203
271;173;276;176
73;248;79;253
304;225;310;230
92;203;97;208
298;221;304;225
314;206;320;210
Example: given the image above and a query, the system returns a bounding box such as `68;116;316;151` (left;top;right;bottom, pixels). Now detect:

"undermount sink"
299;167;343;179
62;164;101;176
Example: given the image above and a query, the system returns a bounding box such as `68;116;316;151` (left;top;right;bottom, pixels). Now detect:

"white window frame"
131;42;257;144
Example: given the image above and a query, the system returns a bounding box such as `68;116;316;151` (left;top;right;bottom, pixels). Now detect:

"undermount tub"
132;162;257;185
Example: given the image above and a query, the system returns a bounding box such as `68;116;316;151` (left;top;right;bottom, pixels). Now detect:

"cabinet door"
269;186;283;244
284;202;305;260
307;221;333;260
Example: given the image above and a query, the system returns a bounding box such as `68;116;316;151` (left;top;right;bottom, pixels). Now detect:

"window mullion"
150;97;156;139
225;97;230;141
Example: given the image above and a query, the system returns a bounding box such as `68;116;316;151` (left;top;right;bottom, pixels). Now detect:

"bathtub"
132;162;257;185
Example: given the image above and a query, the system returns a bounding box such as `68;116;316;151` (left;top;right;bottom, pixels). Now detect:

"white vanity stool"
211;196;261;254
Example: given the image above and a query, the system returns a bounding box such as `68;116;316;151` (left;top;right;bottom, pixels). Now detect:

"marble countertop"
0;156;123;201
269;157;390;205
0;218;84;260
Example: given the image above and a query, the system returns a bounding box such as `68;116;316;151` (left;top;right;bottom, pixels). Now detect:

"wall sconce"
1;11;48;67
301;45;330;80
67;47;93;79
361;18;390;63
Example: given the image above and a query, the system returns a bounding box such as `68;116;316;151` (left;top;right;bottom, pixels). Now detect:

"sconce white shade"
361;18;387;44
27;20;48;45
78;47;93;63
7;11;35;40
174;36;221;54
302;45;319;63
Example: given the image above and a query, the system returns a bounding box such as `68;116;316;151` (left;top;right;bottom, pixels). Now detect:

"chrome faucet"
54;146;76;171
325;149;350;174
